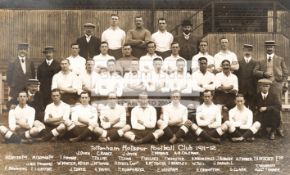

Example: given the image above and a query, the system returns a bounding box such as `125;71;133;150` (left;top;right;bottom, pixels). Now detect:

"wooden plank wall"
0;9;203;68
203;33;290;69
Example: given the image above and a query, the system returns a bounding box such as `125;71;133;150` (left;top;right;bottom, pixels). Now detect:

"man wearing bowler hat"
174;19;198;61
76;23;101;60
37;46;61;107
254;40;288;136
7;43;35;107
236;44;257;111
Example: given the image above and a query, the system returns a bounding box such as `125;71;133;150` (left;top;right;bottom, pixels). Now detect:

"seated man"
96;59;123;97
145;57;169;93
123;58;146;93
215;59;238;109
256;79;282;140
79;59;99;96
0;91;47;143
227;94;261;142
51;58;81;104
168;58;192;94
171;90;230;144
154;91;188;144
124;93;161;144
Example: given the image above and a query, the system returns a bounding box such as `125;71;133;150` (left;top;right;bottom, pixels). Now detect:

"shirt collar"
85;34;91;38
18;56;26;60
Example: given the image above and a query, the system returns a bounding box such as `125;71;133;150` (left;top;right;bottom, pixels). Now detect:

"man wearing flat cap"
254;40;288;136
37;46;61;107
7;43;35;107
255;79;281;140
76;23;101;60
236;44;257;111
174;19;198;62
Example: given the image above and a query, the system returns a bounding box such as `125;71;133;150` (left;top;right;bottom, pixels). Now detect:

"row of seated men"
0;77;282;144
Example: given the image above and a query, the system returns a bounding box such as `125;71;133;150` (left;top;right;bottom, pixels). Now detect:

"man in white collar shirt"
7;43;35;107
76;23;101;59
171;90;228;144
191;40;214;73
152;91;188;144
168;58;192;94
101;14;126;60
98;93;131;141
126;16;151;58
214;38;239;73
236;44;257;111
145;57;170;93
0;91;47;143
51;58;81;104
227;94;261;142
123;59;146;93
215;60;238;109
66;43;86;76
139;41;161;75
163;42;187;75
192;57;216;93
124;93;160;144
93;41;115;73
96;59;123;97
151;18;173;59
79;59;98;96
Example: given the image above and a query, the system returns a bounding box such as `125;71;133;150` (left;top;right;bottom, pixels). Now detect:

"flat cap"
264;40;276;46
84;23;96;28
258;78;272;85
27;78;40;85
42;46;55;53
181;20;192;26
243;44;253;49
18;43;29;49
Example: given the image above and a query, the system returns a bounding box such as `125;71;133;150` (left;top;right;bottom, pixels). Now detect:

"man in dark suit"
236;44;257;111
253;40;288;136
174;20;198;62
256;79;281;140
76;23;101;60
7;43;35;107
37;46;61;107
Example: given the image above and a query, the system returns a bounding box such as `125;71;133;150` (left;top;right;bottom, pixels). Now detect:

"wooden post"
273;1;277;33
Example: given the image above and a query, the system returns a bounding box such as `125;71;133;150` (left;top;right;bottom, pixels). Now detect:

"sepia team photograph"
0;0;290;174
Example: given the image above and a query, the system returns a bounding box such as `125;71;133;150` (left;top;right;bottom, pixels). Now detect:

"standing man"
236;44;257;111
7;43;35;106
79;59;98;96
191;40;215;73
37;46;61;107
102;14;126;60
116;44;138;76
51;58;81;104
139;41;161;75
174;20;197;61
214;38;239;73
93;41;115;73
126;16;151;58
66;43;86;76
76;23;101;60
151;18;173;59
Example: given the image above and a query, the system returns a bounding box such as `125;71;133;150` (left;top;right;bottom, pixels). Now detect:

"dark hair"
203;90;213;96
176;58;185;63
198;57;207;62
171;42;179;47
101;41;109;46
235;93;244;99
146;41;156;47
60;58;70;64
199;40;208;45
123;43;132;48
221;59;230;65
51;88;61;94
107;59;116;64
80;91;91;98
158;18;166;23
71;43;79;47
153;57;163;62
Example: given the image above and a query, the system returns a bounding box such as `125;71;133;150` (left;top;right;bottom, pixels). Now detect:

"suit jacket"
236;58;257;95
253;54;288;83
6;57;35;99
174;34;197;60
76;35;101;59
256;92;281;113
37;59;61;106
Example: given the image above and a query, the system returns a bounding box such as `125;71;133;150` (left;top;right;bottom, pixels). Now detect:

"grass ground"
0;112;289;175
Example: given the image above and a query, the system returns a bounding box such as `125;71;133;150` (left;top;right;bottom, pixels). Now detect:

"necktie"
21;58;24;63
268;56;271;62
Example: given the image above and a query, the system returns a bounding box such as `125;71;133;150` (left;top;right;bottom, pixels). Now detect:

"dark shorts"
132;129;155;139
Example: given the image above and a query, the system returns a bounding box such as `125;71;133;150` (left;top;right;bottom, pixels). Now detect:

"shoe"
98;137;107;143
269;132;275;140
276;128;284;137
231;137;244;142
246;137;255;142
133;139;143;145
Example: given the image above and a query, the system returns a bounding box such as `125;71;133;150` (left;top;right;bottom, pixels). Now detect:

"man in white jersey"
66;43;86;76
191;40;214;73
93;41;115;73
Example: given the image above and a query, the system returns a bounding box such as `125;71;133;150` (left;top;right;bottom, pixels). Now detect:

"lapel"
25;58;30;74
15;58;25;75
